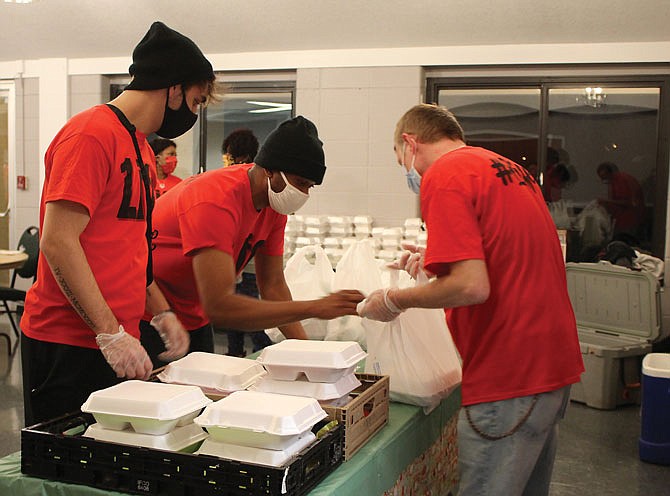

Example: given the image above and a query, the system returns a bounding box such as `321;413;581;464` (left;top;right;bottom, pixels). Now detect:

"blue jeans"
457;386;571;496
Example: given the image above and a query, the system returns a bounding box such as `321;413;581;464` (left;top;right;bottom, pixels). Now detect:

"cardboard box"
322;373;389;460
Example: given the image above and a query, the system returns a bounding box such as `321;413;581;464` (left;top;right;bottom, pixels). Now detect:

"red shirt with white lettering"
421;146;584;406
21;105;156;348
149;164;286;330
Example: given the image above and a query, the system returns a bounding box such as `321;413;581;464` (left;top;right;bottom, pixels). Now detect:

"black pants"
21;332;122;427
139;320;214;369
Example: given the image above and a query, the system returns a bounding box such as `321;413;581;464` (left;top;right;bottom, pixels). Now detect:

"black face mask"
156;86;198;139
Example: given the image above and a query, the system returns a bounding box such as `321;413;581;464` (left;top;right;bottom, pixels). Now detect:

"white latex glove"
387;242;430;280
150;310;190;362
96;326;153;379
357;288;404;322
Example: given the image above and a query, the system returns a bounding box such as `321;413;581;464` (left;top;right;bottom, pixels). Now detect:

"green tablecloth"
0;388;461;495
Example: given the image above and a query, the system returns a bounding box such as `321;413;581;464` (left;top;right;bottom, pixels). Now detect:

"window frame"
426;69;670;257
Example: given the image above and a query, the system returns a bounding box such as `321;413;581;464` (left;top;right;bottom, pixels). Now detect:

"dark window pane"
547;87;659;258
438;89;541;175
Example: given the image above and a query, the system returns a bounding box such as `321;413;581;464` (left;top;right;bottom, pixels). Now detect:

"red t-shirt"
155;174;182;199
149;164;286;330
21;105;157;348
608;171;645;230
421;146;584;406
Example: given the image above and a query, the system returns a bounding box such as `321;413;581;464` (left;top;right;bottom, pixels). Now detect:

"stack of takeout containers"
194;390;326;467
157;351;267;396
252;340;367;406
81;381;211;452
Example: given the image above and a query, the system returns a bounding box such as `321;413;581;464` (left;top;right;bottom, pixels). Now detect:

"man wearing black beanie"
138;116;364;366
20;21;217;426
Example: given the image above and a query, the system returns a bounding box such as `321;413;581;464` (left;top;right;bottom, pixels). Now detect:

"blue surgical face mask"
401;142;421;194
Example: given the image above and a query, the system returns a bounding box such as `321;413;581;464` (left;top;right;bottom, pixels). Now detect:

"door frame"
0;81;17;252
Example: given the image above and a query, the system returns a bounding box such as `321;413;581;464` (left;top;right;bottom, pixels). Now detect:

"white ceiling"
0;0;669;64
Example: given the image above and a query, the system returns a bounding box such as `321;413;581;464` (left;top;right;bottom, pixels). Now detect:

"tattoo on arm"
53;267;97;330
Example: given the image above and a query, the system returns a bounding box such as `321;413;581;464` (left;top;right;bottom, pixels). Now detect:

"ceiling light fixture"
246;100;292;114
3;0;36;3
583;87;606;108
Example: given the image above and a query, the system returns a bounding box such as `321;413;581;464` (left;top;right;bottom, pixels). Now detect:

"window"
427;70;670;259
201;81;295;172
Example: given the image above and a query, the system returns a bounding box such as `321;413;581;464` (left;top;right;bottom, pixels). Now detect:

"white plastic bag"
547;199;572;229
265;245;334;343
325;239;384;349
362;272;462;414
575;200;613;247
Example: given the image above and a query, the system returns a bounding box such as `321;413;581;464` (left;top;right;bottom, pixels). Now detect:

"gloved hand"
387;243;430;280
150;310;190;362
357;288;404;322
96;326;153;380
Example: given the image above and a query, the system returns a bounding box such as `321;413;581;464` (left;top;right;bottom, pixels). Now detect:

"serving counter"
0;385;460;495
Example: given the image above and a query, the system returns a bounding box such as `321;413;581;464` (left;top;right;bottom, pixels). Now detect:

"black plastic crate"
21;412;343;495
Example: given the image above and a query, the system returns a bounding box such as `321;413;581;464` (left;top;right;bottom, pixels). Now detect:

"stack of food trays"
80;381;211;452
157;351;267;397
252;340;367;406
194;390;327;467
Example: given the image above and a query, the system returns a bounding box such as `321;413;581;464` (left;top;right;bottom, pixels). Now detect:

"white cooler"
566;262;665;410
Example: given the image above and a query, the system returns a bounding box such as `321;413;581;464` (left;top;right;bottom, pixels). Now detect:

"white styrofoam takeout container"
196;431;316;467
80;381;212;435
250;373;361;401
256;340;367;382
194;390;327;450
84;421;208;452
157;352;266;392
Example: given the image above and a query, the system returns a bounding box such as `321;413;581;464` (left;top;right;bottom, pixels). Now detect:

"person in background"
150;137;181;198
543;147;571;203
358;104;584;495
20;21;217;425
139;116;363;367
596;161;645;237
219;128;270;356
222;127;259;168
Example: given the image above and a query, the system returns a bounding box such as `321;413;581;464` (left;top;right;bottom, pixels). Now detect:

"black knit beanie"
255;116;326;185
126;21;214;91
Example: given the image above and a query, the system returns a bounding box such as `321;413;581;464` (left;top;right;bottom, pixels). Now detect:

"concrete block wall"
295;66;423;227
69;74;108;117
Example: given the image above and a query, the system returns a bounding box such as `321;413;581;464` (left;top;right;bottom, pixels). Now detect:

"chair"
0;226;39;354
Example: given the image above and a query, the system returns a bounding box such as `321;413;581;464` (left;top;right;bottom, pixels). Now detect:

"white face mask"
268;171;309;214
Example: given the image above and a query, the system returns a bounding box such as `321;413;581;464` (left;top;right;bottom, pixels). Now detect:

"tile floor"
0;324;668;495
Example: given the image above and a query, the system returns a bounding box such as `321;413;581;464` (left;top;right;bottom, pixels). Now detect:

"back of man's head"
394;104;465;146
222;128;260;163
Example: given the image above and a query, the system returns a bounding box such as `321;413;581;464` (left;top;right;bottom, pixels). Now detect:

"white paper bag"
362;272;462;413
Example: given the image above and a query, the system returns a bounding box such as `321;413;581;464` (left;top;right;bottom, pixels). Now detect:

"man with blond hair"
359;104;584;495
